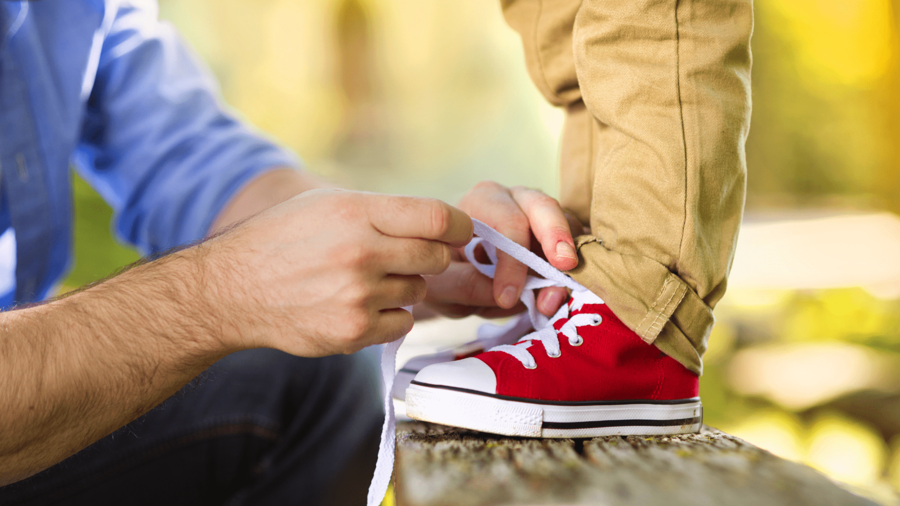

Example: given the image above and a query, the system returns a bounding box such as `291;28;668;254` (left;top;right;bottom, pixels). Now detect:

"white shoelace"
488;292;603;368
366;219;603;506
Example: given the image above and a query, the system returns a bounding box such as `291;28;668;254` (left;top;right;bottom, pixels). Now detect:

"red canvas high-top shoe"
405;289;701;438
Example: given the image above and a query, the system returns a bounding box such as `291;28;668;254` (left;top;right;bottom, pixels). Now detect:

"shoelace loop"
487;290;604;369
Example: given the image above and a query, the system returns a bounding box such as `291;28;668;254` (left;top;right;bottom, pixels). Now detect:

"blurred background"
65;0;900;502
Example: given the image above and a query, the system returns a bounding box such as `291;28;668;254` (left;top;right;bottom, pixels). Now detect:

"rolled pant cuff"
570;236;711;376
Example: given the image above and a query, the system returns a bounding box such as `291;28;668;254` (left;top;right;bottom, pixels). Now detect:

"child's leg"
502;0;753;374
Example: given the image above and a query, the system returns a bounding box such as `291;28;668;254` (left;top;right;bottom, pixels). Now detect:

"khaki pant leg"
501;0;593;224
502;0;753;375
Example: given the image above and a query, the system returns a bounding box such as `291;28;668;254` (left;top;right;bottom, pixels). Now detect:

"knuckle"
533;192;558;208
516;187;553;208
341;279;372;307
437;244;452;271
499;214;530;237
512;185;549;204
391;313;415;341
343;310;372;340
473;180;502;192
459;180;507;213
404;277;428;305
549;224;573;238
342;243;373;268
408;241;450;274
332;195;362;219
429;201;453;238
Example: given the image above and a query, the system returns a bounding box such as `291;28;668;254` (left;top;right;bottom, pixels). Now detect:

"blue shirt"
0;0;299;306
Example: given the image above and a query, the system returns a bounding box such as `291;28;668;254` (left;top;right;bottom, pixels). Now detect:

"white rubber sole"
405;382;702;438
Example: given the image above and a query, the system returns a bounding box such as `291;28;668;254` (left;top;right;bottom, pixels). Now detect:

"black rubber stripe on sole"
398;369;419;375
542;416;702;430
410;380;700;406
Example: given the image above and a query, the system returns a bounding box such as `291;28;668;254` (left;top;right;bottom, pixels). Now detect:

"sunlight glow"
807;414;887;487
764;0;894;86
728;343;900;410
727;410;805;461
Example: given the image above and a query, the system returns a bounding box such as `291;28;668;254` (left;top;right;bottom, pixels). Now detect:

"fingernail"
541;290;565;314
499;286;517;308
556;241;577;262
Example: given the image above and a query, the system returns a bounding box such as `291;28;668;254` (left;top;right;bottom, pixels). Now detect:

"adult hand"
208;189;472;356
423;181;584;319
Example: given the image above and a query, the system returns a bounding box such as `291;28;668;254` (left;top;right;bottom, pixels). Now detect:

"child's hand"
453;181;583;317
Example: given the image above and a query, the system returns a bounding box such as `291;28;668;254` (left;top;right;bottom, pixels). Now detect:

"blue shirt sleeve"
73;0;301;255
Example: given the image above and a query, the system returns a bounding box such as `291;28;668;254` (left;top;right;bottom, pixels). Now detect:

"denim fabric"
0;348;383;506
0;0;299;305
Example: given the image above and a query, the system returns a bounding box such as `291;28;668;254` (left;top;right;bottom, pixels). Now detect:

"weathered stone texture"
395;422;877;506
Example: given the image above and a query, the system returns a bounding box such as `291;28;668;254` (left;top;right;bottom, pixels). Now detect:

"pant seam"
637;275;685;342
646;281;685;339
673;0;690;267
637;276;672;338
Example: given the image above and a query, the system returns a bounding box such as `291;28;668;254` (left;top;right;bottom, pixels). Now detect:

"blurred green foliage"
63;174;139;290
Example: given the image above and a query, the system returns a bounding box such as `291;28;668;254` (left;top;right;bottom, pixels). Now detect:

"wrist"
180;240;247;358
209;167;335;235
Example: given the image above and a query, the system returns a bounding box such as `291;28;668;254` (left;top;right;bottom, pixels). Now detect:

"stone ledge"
395;422;878;506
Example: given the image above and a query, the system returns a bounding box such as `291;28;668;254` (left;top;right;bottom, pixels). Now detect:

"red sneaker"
405;289;701;438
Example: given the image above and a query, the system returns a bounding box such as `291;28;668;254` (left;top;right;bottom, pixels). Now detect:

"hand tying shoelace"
462;229;604;368
366;219;600;506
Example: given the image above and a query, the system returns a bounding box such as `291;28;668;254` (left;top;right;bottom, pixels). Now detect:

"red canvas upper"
475;299;699;402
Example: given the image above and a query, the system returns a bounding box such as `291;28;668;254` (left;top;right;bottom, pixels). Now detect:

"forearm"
209;167;334;235
0;246;231;485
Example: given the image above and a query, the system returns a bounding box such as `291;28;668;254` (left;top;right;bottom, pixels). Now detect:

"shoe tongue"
569;289;604;313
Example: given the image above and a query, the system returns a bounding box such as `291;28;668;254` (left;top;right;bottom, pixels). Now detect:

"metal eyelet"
569;336;584;347
547;350;561;358
524;361;537;369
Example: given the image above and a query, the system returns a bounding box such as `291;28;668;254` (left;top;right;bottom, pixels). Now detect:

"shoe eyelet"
569;336;584;347
592;316;602;325
547;350;561;358
524;361;537;369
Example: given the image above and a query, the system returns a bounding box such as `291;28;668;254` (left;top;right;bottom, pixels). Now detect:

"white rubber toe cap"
402;350;455;372
413;357;497;394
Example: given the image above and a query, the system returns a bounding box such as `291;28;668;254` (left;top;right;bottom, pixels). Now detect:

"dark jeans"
0;348;383;506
